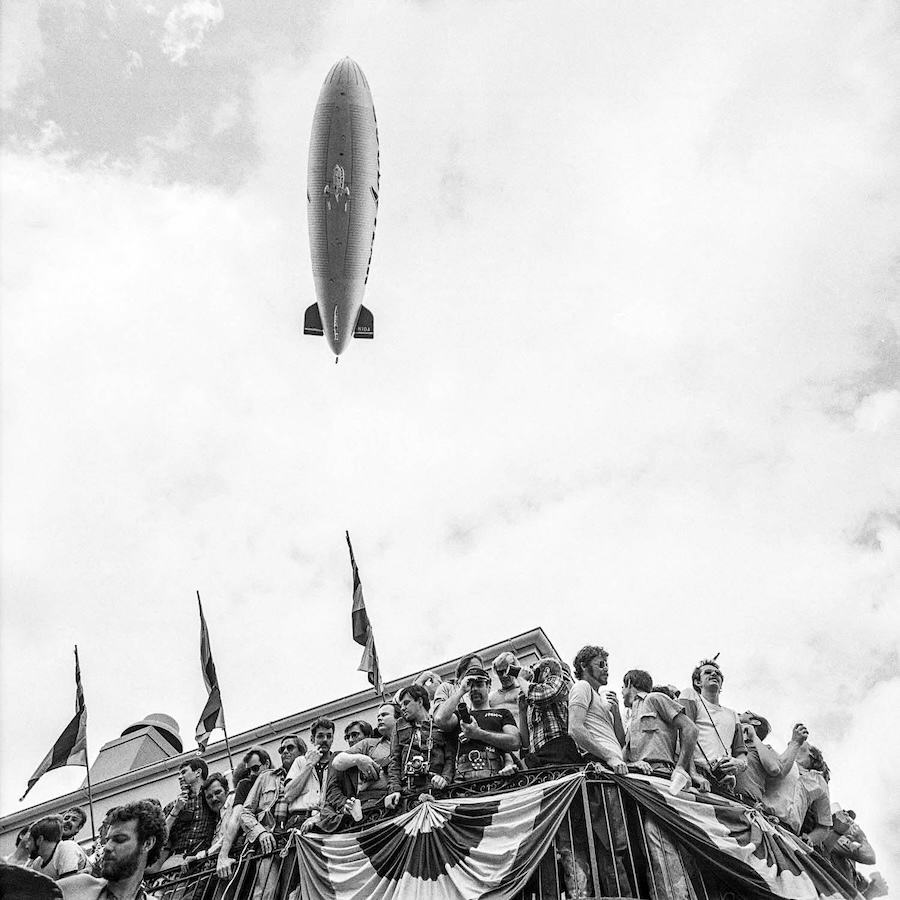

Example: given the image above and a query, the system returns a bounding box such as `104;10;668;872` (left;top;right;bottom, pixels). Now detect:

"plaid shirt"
164;791;216;856
525;668;572;753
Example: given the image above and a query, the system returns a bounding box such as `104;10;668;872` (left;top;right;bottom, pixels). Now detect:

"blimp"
304;58;380;357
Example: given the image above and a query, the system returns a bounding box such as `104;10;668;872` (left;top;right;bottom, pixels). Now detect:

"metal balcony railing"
142;766;809;900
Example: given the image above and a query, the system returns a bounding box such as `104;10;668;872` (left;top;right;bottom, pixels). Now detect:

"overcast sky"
2;0;898;885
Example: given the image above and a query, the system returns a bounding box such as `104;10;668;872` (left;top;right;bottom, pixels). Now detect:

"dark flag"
21;647;88;800
346;531;383;695
195;592;226;751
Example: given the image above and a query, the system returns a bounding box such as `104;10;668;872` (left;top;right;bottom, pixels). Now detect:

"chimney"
86;713;183;783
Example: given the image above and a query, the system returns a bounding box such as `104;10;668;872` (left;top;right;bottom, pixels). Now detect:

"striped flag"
295;772;583;900
346;531;383;695
21;647;88;800
195;592;226;751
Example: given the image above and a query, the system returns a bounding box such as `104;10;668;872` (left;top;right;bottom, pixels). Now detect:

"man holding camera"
385;685;452;809
433;665;520;782
678;659;747;793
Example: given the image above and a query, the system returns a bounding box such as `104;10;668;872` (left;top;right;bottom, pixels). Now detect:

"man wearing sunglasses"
216;747;271;881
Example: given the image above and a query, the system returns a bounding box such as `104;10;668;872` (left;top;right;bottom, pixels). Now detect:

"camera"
404;754;428;777
457;702;472;724
508;665;521;678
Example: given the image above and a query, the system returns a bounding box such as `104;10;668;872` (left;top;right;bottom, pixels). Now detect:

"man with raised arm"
283;717;336;833
733;712;784;803
433;665;520;783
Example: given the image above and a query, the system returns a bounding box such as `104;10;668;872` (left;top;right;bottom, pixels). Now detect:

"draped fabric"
614;773;864;900
295;772;583;900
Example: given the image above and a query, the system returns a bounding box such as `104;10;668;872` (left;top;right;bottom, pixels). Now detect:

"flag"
294;772;584;900
21;647;88;801
614;772;863;900
195;592;226;751
346;531;383;695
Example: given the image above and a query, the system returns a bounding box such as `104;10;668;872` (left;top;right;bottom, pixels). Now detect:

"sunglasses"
247;764;262;774
280;744;298;752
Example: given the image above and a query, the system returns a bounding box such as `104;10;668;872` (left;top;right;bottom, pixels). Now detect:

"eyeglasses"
247;764;262;774
280;744;297;752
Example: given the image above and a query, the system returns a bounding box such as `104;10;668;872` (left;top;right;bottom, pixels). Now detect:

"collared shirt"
286;754;333;814
525;672;571;753
346;736;392;794
624;691;685;770
240;767;286;843
762;763;831;834
164;792;216;856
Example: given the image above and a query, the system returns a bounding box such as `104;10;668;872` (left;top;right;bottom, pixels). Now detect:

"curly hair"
109;801;168;866
202;772;229;796
573;645;608;680
804;744;830;782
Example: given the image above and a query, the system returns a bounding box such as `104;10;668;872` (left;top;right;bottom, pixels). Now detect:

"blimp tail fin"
303;303;324;336
353;305;374;339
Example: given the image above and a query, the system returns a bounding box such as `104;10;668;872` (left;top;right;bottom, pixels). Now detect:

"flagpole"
75;645;97;842
221;723;236;773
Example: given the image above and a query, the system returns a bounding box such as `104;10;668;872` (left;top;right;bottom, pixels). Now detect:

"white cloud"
0;0;44;109
160;0;223;64
2;0;900;884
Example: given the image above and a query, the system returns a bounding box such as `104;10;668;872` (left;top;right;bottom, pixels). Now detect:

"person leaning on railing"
216;747;270;881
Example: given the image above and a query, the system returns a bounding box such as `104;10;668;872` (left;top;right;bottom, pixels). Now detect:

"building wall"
0;628;560;857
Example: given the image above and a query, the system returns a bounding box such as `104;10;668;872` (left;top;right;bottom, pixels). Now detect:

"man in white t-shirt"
678;658;747;793
567;645;634;899
28;817;86;881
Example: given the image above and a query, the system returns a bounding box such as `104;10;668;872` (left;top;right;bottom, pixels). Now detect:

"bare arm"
331;752;356;773
753;737;783;778
569;701;626;773
673;713;698;773
458;719;520;752
778;724;808;777
434;682;466;730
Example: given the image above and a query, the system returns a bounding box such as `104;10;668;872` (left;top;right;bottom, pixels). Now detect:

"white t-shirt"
30;840;86;880
568;680;624;766
679;687;739;765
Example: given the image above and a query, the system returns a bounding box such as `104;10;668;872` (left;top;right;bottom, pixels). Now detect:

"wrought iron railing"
143;767;755;900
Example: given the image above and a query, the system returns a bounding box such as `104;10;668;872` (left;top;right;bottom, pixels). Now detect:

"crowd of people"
3;647;888;900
